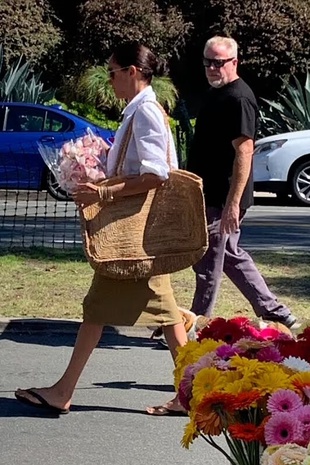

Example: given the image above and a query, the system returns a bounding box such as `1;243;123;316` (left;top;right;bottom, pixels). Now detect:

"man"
187;35;297;328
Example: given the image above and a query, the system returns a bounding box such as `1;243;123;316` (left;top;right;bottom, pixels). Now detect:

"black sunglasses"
203;57;235;69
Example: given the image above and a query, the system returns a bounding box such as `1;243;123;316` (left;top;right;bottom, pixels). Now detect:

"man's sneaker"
280;315;299;329
263;314;300;331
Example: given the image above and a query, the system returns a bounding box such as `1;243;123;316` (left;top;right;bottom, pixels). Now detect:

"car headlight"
254;139;288;155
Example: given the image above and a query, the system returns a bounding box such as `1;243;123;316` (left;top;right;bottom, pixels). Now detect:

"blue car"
0;102;115;200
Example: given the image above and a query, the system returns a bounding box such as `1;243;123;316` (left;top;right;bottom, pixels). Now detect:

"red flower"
197;317;250;344
298;327;310;342
228;423;260;442
277;339;309;362
229;391;262;411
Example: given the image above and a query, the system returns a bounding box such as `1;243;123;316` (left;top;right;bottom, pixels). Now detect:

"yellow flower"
196;338;224;356
181;420;199;449
174;341;201;388
253;367;293;394
230;355;266;375
191;367;226;407
175;341;201;367
224;374;256;394
174;339;224;389
292;372;310;386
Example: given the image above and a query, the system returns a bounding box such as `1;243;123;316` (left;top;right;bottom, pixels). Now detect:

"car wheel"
46;170;71;201
291;160;310;206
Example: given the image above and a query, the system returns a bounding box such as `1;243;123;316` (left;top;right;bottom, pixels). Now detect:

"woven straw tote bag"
79;102;208;279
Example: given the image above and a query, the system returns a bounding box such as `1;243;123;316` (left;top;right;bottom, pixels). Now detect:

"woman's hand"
72;182;100;208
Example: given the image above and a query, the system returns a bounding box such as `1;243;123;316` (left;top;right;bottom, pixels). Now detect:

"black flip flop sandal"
15;389;70;415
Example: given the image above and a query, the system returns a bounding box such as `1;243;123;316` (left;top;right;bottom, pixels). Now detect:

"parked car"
0;102;115;200
254;130;310;206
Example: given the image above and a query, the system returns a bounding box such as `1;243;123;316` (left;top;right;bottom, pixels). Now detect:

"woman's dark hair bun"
154;57;168;77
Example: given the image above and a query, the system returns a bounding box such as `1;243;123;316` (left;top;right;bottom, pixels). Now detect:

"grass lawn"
0;247;309;321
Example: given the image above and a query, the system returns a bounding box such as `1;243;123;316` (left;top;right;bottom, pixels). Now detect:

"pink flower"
267;389;303;414
264;412;304;445
298;405;310;436
256;346;283;363
297;405;310;446
178;365;195;411
82;134;93;147
216;344;241;360
192;352;218;372
259;327;284;341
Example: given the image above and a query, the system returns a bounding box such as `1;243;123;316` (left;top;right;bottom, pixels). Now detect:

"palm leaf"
76;65;179;116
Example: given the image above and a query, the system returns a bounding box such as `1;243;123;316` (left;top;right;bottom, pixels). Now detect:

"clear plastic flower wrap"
38;129;107;193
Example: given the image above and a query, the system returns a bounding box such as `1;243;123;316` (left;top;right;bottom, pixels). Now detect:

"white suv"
254;130;310;206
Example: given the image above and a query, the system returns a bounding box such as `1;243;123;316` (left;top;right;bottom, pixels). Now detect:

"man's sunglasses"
108;66;142;79
203;57;235;69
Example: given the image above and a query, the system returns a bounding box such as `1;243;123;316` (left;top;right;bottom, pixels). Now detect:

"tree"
0;0;63;71
206;0;310;97
70;0;192;70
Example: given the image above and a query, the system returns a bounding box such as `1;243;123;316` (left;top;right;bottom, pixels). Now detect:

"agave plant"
260;67;310;134
75;65;179;118
0;43;55;103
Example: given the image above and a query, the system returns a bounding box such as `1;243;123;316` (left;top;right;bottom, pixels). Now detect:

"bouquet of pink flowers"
38;129;107;193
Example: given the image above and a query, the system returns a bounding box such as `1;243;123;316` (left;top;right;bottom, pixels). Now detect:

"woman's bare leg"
146;322;188;415
15;322;103;410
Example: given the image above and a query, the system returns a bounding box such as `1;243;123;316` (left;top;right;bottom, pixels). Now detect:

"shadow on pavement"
93;381;174;393
0;397;63;418
0;319;159;350
0;396;150;418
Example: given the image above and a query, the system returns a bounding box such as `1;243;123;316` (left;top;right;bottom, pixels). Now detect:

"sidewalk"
0;320;227;465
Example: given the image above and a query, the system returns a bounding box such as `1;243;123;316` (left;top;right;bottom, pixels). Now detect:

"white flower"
282;356;310;372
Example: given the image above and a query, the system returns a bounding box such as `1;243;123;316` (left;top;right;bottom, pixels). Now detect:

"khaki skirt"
83;273;182;327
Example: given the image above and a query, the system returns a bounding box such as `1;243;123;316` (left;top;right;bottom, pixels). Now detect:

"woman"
15;41;187;416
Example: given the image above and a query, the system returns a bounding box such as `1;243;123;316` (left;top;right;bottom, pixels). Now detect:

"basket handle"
114;101;171;176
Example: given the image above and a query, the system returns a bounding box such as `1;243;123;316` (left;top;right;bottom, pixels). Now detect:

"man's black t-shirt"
187;78;258;210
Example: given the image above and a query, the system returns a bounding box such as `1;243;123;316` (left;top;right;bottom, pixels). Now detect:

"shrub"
0;0;63;71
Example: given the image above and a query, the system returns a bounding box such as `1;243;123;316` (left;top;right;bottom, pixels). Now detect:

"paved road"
0;195;309;250
240;204;310;250
0;328;229;465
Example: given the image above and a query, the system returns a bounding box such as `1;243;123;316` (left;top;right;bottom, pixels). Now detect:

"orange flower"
229;390;262;411
194;392;235;436
228;423;260;442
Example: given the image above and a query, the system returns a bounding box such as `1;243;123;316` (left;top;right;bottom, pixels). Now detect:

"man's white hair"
205;36;238;57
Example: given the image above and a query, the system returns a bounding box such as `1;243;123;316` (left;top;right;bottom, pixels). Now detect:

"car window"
3;106;72;132
44;110;72;132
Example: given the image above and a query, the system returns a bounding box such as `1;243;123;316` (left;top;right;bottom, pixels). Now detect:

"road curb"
0;318;152;338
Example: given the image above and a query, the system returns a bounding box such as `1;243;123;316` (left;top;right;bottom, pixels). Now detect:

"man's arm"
220;136;254;234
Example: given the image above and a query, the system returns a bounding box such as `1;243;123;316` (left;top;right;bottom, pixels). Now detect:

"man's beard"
208;78;225;88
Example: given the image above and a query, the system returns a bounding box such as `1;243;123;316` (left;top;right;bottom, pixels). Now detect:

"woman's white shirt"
107;86;178;180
